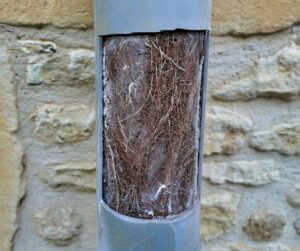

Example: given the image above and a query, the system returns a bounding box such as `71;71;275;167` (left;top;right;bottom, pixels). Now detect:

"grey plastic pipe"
95;1;211;250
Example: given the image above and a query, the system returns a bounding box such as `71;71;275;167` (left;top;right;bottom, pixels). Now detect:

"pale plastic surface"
98;201;200;251
95;0;211;36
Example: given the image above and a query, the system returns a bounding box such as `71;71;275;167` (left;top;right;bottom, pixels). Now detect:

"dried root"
103;31;206;219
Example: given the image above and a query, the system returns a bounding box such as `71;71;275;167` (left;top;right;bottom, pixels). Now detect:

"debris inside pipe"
103;31;207;219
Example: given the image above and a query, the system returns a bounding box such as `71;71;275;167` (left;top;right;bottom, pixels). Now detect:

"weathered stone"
213;243;292;251
27;63;47;85
213;43;300;101
39;162;96;192
68;49;95;84
37;56;67;85
286;184;300;207
0;0;93;28
251;245;292;251
39;49;95;85
0;49;18;132
201;192;241;241
20;41;95;85
287;183;300;204
229;243;292;251
34;104;95;144
0;46;24;251
207;248;228;251
212;0;300;35
34;204;81;246
19;40;57;55
293;218;300;236
288;197;300;208
1;0;300;36
228;243;246;251
203;160;279;186
243;211;286;241
250;121;300;155
204;107;252;156
19;40;57;85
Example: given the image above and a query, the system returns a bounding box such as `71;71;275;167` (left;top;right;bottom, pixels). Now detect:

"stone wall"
0;1;299;250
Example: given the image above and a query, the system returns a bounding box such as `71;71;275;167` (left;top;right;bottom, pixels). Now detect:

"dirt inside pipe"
103;31;207;219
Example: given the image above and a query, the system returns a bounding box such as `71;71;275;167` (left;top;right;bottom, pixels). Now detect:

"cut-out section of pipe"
103;31;207;219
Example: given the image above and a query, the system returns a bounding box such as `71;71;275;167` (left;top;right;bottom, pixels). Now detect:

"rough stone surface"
11;26;97;251
0;0;93;28
68;49;95;84
228;243;292;251
0;19;299;251
286;183;300;207
0;45;24;251
293;218;300;235
203;160;279;186
250;121;300;155
39;162;96;192
250;245;292;251
20;40;95;85
212;0;300;35
0;50;19;133
34;104;95;144
20;40;57;85
201;192;241;241
34;204;81;246
213;43;300;101
20;40;57;55
204;107;252;156
39;49;95;85
1;0;300;36
243;212;286;241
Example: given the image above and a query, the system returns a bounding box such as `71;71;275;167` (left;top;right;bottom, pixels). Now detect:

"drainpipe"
95;1;211;250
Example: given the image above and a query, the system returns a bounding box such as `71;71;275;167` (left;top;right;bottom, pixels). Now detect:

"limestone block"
286;183;300;207
201;192;241;241
204;107;252;156
212;0;300;35
203;160;279;186
243;211;286;241
39;162;96;192
0;46;24;251
213;43;300;101
250;121;300;155
34;104;95;144
0;0;93;28
20;40;95;85
34;204;81;246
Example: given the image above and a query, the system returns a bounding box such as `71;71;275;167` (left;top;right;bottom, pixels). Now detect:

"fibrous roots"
103;31;207;219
